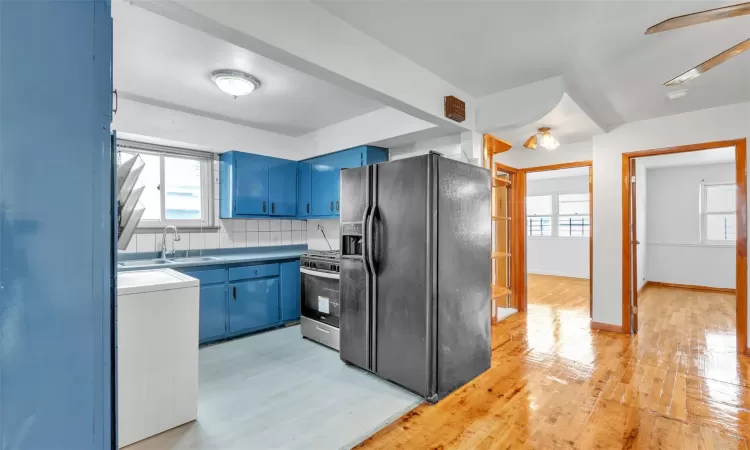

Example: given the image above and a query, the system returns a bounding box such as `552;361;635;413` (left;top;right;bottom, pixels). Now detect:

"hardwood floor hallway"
357;274;750;449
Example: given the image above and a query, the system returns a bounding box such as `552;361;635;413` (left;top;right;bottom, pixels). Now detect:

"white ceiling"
113;1;383;137
637;147;736;169
315;1;750;127
527;166;590;181
494;93;604;148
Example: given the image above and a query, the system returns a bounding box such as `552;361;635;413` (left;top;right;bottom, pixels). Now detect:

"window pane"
559;215;590;237
527;195;552;216
558;193;589;215
527;216;552;237
706;185;735;213
122;152;161;221
164;156;202;220
706;213;736;241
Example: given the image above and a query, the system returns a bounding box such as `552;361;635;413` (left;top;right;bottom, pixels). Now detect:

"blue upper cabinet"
311;162;338;215
221;147;387;219
221;151;298;218
234;152;269;215
301;146;388;218
298;162;312;217
269;160;298;216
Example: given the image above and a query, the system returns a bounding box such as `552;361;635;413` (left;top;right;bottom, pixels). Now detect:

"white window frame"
557;193;590;238
526;192;590;238
117;139;216;231
526;195;554;237
700;181;736;245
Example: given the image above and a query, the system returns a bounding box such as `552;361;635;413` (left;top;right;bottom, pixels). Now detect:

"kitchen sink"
174;256;220;263
118;259;173;267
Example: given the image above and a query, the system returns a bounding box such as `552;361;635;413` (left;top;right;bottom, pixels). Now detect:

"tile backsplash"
121;219;308;253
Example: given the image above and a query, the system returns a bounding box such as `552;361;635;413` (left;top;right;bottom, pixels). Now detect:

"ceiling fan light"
211;70;261;97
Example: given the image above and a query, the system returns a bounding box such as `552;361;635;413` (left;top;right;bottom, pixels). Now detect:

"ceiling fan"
646;2;750;86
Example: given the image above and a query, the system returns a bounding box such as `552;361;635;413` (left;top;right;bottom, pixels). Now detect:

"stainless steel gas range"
300;250;340;351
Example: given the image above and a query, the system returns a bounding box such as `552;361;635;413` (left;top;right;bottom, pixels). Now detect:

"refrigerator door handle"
368;207;379;273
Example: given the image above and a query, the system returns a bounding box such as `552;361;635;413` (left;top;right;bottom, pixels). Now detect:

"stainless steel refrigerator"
339;152;491;403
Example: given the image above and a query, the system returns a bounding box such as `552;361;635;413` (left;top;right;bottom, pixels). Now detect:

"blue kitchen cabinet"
176;258;300;344
298;161;312;217
269;160;298;216
220;151;298;218
280;260;301;321
198;284;228;343
229;277;280;334
302;146;389;218
311;162;338;215
181;268;229;344
234;152;270;215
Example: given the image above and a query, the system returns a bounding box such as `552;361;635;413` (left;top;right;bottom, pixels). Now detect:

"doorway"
521;163;593;319
622;139;748;355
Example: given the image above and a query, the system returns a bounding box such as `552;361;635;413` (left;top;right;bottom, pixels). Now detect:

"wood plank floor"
358;274;750;449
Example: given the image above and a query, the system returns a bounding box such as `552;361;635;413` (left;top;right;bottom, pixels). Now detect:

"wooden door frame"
621;139;748;355
493;162;525;312
516;161;594;313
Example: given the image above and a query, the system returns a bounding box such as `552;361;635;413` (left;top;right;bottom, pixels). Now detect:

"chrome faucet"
161;225;181;260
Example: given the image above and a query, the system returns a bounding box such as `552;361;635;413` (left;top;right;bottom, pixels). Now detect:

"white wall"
592;101;749;337
635;163;647;290
645;163;735;289
526;175;590;279
299;107;435;159
389;134;468;163
494;140;593;169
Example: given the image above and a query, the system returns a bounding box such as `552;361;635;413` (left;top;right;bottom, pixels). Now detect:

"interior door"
629;159;639;333
373;156;430;396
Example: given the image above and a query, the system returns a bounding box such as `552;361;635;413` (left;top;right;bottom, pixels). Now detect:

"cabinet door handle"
262;201;267;213
330;201;334;212
232;286;237;300
336;201;339;211
271;202;275;214
307;203;310;214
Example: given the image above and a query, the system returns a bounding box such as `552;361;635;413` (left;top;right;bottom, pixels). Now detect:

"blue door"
269;161;297;216
298;162;312;217
229;278;280;334
311;162;337;216
199;284;227;343
280;260;301;321
234;153;269;215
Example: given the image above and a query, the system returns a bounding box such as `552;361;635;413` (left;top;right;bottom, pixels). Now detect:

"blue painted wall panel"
0;1;114;449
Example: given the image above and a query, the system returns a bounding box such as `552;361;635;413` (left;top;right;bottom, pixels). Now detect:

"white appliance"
117;269;199;448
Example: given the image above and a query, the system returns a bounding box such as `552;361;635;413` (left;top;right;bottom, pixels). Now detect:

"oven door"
301;268;340;328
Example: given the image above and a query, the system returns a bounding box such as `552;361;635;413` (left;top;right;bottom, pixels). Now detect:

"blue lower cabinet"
280;260;301;321
199;284;228;343
178;258;300;344
229;277;280;334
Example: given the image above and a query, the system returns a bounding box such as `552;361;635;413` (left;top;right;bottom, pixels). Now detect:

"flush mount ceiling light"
211;70;261;98
523;127;560;151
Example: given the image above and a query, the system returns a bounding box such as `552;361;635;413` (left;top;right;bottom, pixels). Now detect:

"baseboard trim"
590;321;625;333
646;281;736;294
528;271;590;280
